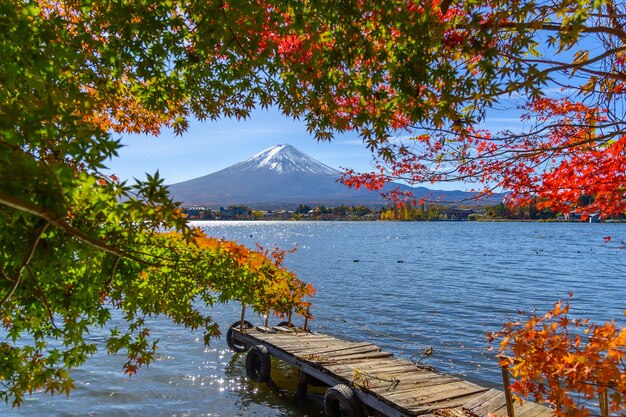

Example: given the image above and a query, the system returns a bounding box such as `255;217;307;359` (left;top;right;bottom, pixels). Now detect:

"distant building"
219;207;250;219
559;212;603;222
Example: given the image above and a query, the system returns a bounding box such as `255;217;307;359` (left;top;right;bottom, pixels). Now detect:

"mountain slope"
167;144;497;208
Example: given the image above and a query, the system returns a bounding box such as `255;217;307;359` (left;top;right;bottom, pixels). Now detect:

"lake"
6;221;626;416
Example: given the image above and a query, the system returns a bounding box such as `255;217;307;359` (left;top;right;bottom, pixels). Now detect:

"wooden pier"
227;322;554;417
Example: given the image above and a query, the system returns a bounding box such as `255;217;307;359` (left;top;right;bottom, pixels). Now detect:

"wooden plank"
465;391;507;417
265;339;367;352
372;370;449;384
406;390;490;415
462;388;501;412
332;351;394;361
268;332;342;341
248;330;335;339
274;343;355;356
254;332;343;340
274;341;357;350
322;365;403;387
231;328;553;417
252;334;339;343
361;362;416;370
404;385;487;407
366;374;461;393
516;401;553;417
386;381;483;403
364;363;427;374
435;391;491;409
272;325;296;332
346;360;406;371
318;345;384;357
275;341;356;353
380;387;485;415
377;371;455;384
321;363;447;388
260;336;338;345
321;351;394;363
293;342;379;355
251;338;355;350
327;363;400;381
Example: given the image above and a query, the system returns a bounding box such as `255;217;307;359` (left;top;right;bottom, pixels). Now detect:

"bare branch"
24;264;68;338
0;191;157;267
499;22;626;42
0;222;49;308
105;255;122;288
505;46;626;80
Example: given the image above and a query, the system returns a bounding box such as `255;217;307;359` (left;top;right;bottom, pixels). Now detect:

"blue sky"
102;22;597;194
105;106;377;185
105;104;527;191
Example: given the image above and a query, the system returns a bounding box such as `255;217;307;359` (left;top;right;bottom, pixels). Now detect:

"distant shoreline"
188;218;616;223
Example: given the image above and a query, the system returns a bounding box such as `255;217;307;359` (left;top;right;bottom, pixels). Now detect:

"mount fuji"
167;144;493;208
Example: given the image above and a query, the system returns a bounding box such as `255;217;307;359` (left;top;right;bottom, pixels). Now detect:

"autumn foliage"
2;0;626;411
193;234;314;319
489;298;626;416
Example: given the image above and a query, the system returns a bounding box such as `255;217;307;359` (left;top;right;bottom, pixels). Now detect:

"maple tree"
332;1;626;219
1;0;322;406
488;298;626;417
2;0;625;412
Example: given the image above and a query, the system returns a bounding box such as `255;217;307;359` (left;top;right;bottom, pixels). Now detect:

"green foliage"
1;0;619;407
0;1;311;405
483;201;557;220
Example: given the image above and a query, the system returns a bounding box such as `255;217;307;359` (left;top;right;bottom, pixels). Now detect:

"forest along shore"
183;203;611;221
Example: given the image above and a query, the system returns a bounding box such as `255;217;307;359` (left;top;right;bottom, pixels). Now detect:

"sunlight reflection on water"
5;221;626;416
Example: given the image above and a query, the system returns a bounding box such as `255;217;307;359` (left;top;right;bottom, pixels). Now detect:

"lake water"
6;221;626;416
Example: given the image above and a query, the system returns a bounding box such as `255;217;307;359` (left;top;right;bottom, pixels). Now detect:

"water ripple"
5;221;626;416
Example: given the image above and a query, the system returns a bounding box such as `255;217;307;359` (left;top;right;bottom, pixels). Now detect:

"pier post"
501;366;515;417
295;371;308;399
599;389;609;417
303;306;310;331
240;304;246;332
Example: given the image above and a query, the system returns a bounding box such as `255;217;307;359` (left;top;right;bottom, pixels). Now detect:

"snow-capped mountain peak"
236;144;339;175
166;144;499;207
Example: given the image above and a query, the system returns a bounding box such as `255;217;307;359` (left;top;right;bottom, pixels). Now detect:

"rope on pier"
410;346;433;365
353;368;400;391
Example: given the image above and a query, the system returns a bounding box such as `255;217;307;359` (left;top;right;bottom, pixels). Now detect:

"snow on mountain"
230;144;339;175
167;144;372;207
167;144;498;208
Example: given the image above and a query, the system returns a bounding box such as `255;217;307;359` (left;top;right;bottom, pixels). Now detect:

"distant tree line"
183;203;489;221
183;200;626;222
483;201;556;220
183;205;381;221
379;203;445;221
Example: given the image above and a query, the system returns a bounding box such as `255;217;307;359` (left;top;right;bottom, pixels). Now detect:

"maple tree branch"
404;120;624;146
0;222;49;308
605;1;625;38
105;255;122;289
23;264;68;338
439;0;453;14
0;191;157;267
506;46;626;81
498;21;626;42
